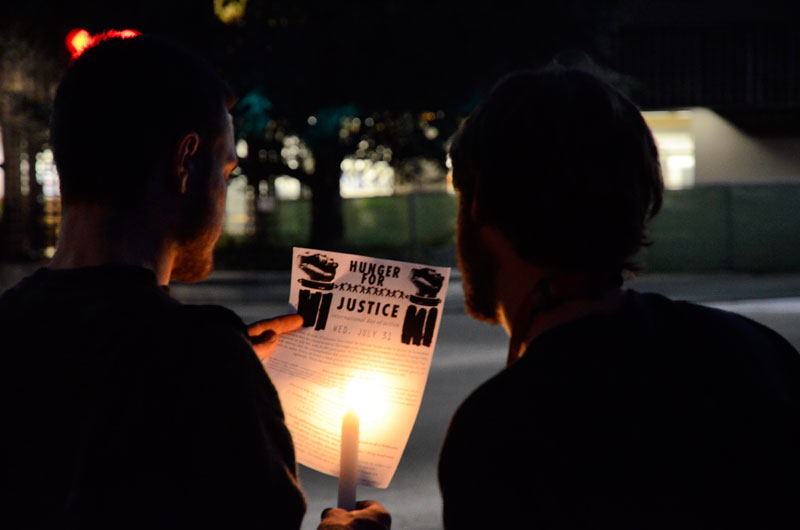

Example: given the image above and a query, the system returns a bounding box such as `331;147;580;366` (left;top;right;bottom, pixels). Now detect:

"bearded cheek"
172;237;214;282
456;212;499;324
212;188;227;236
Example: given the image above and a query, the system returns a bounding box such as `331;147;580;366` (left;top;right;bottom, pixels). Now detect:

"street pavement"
170;271;800;530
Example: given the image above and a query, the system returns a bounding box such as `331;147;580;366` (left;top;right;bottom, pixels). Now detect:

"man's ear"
173;133;200;195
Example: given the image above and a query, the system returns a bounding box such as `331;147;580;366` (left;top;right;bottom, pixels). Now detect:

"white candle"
337;407;359;510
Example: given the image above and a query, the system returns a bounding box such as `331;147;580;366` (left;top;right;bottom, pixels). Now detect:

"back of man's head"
450;68;663;283
51;34;233;210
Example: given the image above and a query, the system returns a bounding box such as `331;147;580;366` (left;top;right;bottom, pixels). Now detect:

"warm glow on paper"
264;247;450;488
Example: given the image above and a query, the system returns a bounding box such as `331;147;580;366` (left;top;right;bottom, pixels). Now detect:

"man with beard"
438;68;800;529
0;35;388;530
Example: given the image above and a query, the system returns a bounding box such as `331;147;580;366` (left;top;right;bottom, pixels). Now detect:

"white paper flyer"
263;247;450;488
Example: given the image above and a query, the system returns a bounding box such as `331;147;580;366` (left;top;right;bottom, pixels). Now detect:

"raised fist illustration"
298;253;338;282
410;267;444;298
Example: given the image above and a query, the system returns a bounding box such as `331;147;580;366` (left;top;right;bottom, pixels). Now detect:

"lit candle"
338;407;359;510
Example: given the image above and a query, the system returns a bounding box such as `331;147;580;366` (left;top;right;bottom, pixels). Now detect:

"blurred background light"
214;0;247;24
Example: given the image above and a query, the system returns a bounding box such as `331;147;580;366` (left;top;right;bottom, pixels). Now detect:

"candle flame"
344;376;387;422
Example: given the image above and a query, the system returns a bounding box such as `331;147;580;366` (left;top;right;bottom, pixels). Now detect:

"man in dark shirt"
439;68;800;528
0;34;387;529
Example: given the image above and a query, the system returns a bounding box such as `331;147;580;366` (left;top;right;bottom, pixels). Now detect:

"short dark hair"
51;35;234;209
450;68;663;282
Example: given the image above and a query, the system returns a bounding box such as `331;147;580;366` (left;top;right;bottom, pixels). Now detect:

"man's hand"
247;314;304;360
318;500;391;530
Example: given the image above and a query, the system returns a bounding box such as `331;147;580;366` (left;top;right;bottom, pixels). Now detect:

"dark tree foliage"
1;0;621;253
206;0;620;250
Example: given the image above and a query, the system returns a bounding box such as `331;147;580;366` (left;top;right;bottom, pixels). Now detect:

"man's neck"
494;260;624;365
510;286;624;363
49;203;176;285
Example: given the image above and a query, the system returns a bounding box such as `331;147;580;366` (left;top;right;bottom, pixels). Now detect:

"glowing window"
643;110;695;190
339;157;395;198
35;148;60;198
224;174;253;236
275;176;302;200
235;139;248;159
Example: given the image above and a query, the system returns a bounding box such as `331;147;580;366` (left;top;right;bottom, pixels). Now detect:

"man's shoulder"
169;301;247;336
0;266;253;365
167;302;261;372
451;291;800;429
630;290;797;354
0;266;46;305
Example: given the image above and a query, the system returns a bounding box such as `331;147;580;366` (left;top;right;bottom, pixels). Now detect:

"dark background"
2;0;800;267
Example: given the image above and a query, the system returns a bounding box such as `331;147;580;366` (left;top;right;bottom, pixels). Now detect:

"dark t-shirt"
0;265;306;529
439;291;800;529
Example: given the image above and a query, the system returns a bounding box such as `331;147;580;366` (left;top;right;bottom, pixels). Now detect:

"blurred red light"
65;28;141;59
66;28;92;58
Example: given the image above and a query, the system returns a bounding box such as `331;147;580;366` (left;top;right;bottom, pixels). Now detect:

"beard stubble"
456;199;500;324
171;173;222;283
